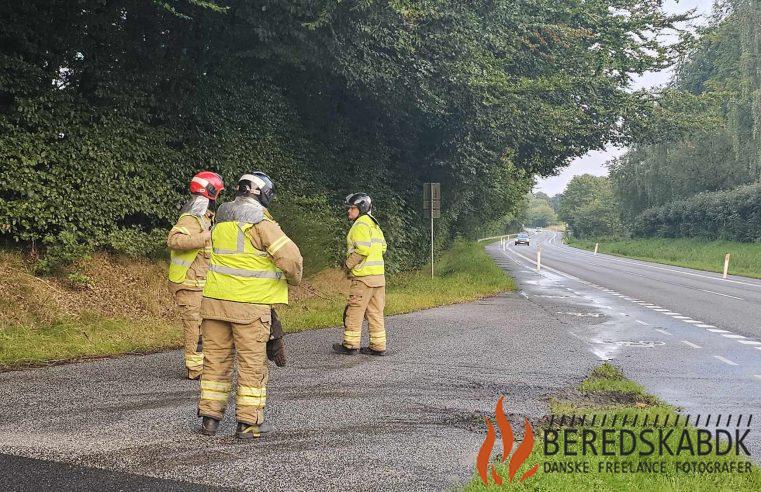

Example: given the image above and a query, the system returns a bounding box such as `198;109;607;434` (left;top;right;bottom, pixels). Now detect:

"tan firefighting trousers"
343;279;386;351
173;289;204;378
198;315;271;425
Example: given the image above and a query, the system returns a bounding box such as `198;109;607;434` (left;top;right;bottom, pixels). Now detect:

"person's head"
345;193;372;221
189;171;224;207
237;172;276;207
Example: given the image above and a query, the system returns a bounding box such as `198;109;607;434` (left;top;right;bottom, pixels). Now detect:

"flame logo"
476;395;539;485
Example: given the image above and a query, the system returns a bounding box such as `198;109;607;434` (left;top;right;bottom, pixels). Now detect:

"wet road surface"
495;232;761;458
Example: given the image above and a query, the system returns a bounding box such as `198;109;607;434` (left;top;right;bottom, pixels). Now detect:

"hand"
201;230;212;242
266;338;286;367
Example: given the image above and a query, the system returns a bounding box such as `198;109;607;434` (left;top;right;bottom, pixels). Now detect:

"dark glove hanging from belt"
267;308;286;367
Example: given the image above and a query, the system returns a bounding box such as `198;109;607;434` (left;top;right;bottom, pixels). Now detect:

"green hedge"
633;183;761;241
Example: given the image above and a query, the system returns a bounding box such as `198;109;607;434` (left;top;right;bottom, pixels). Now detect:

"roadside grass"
0;241;513;369
279;240;515;331
567;237;761;279
465;363;761;491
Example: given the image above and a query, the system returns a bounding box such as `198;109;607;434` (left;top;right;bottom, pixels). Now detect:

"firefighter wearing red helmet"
167;171;225;379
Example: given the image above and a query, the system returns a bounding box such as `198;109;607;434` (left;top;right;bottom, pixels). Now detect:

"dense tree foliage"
524;194;558;228
610;0;761;226
0;0;689;269
558;175;623;238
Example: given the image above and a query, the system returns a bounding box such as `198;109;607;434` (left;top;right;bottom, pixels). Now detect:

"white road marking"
697;288;744;300
635;320;649;325
654;329;672;336
713;356;738;366
682;340;702;349
708;329;731;333
738;341;761;345
754;375;761;381
654;309;670;312
648;305;662;309
664;312;682;316
671;316;691;320
722;334;746;339
683;320;702;324
697;324;716;328
757;347;761;351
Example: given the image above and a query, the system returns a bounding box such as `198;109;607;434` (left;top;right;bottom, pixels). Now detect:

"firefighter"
167;171;225;380
333;193;387;356
198;172;302;439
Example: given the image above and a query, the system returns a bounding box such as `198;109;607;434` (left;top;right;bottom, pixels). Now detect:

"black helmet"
238;172;276;207
345;192;372;215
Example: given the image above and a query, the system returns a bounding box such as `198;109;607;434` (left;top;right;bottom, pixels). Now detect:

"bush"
106;228;168;260
32;231;92;276
633;183;761;242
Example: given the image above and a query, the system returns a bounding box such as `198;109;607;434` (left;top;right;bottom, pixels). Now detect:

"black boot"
332;343;358;355
360;347;387;356
236;421;273;440
200;416;220;436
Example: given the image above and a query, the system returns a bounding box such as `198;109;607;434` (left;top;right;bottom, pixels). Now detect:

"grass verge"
567;237;761;279
0;240;513;369
465;363;761;491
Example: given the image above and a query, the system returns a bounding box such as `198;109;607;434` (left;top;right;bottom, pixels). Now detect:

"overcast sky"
534;0;715;197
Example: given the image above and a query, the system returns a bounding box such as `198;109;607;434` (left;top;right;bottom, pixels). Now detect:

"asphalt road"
3;235;760;490
0;282;600;491
498;232;761;456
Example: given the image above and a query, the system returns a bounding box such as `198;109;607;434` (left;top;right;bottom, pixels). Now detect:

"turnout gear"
189;171;225;201
198;183;302;430
346;214;386;278
238;172;276;208
345;192;372;215
200;416;220;436
341;201;387;352
202;216;289;304
266;309;287;367
342;280;386;351
168;194;217;379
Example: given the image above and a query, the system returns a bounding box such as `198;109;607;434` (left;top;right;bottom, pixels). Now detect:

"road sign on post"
423;183;441;277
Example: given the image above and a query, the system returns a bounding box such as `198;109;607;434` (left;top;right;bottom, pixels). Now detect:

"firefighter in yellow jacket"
167;171;225;380
333;193;387;356
198;172;303;439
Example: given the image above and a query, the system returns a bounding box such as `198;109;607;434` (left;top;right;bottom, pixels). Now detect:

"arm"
344;251;366;271
252;221;304;286
167;216;209;251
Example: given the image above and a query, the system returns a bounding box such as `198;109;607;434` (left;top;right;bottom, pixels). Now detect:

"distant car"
514;233;530;246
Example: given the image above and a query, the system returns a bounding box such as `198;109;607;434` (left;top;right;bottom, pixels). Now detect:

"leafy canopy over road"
0;0;689;270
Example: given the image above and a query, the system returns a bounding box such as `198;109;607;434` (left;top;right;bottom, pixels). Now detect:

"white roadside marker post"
537;245;542;272
723;253;730;279
594;242;599;256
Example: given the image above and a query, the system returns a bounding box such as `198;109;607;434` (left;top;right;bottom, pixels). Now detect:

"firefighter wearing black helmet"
333;193;388;356
197;172;303;439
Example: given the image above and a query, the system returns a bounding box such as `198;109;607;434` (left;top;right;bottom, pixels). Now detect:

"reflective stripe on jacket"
203;219;289;304
347;214;386;277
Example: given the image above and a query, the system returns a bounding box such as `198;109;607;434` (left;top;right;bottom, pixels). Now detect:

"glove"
267;308;286;367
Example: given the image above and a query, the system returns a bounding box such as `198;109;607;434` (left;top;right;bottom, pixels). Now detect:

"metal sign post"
423;183;441;278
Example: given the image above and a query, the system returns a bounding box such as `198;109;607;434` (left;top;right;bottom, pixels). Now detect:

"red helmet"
189;171;224;200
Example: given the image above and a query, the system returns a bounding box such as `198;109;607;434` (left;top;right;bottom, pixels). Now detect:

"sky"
534;0;715;197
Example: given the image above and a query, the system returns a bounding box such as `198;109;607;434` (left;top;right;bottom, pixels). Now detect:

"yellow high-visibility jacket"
346;214;386;277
